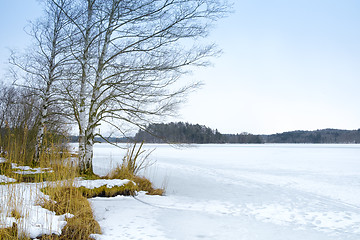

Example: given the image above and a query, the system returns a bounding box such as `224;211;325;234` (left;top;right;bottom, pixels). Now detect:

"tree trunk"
79;124;95;175
78;82;87;173
77;0;95;175
33;106;47;164
33;84;51;164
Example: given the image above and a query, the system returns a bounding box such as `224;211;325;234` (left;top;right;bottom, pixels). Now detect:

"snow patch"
0;183;73;238
75;179;132;189
11;163;53;174
0;175;16;183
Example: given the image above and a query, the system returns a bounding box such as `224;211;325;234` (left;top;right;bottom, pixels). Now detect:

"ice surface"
89;143;360;240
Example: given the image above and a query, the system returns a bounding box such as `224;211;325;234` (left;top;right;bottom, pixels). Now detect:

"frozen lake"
87;144;360;240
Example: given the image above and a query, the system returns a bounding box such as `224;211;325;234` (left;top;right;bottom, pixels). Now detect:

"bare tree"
0;83;40;131
0;82;42;162
9;0;71;163
0;82;17;129
51;0;229;174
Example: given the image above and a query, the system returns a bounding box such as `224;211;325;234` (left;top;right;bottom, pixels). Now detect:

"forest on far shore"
133;122;262;144
69;122;360;144
262;128;360;144
133;122;360;144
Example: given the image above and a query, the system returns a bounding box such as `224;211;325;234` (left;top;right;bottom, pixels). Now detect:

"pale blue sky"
1;0;360;134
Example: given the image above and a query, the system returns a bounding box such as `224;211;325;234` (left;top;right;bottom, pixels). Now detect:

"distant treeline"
262;129;360;144
68;125;360;144
133;122;263;143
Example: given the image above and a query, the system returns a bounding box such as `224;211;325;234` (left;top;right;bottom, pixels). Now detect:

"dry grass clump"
0;162;12;175
105;142;165;196
10;209;22;220
77;182;137;198
39;185;101;240
0;143;77;185
0;223;24;240
132;176;165;195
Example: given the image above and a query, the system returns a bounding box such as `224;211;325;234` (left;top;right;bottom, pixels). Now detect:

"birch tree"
10;0;71;163
53;0;229;174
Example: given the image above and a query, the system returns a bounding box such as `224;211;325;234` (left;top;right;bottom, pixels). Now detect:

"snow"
89;143;360;240
2;143;360;239
0;175;16;183
0;171;132;239
11;163;53;174
0;158;78;238
89;192;170;240
0;182;74;239
75;179;132;189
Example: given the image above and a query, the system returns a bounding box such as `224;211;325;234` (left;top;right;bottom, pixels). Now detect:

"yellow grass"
104;143;165;196
0;129;99;239
39;185;101;240
1;130;164;239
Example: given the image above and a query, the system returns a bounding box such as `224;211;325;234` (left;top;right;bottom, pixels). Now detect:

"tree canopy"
8;0;230;174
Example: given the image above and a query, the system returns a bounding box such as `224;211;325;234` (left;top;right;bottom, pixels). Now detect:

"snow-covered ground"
0;182;73;238
89;143;360;240
2;144;359;239
0;176;131;238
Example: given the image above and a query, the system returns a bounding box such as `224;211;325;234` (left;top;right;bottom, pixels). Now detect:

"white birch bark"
80;7;113;173
34;85;50;162
78;75;87;172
